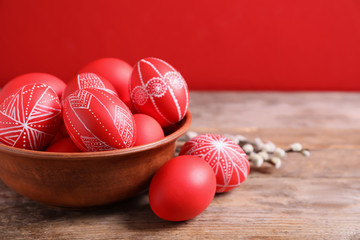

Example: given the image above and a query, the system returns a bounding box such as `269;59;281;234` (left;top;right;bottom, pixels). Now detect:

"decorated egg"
149;155;216;221
79;58;134;111
0;83;62;150
46;137;81;152
62;72;118;103
63;88;136;151
130;57;189;127
179;134;250;193
133;114;164;146
0;73;66;103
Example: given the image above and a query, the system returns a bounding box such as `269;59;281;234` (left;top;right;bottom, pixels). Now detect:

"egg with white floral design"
179;134;250;193
63;88;136;152
130;57;189;127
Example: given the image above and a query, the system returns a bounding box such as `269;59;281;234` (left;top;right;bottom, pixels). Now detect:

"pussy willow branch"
176;131;310;169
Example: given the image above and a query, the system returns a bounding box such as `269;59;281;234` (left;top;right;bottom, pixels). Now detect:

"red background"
1;0;359;91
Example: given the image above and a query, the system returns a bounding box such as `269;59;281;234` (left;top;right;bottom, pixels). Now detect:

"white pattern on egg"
64;88;135;152
180;134;250;193
130;58;189;126
0;84;61;150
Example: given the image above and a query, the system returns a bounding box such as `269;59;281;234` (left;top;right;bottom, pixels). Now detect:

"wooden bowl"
0;112;192;207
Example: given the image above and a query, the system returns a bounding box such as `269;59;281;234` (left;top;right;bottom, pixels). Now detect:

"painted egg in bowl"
0;112;191;207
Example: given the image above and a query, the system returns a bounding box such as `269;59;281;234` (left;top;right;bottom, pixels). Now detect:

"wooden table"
1;92;359;239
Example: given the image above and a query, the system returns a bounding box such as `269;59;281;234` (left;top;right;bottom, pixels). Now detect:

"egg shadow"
250;165;276;174
53;192;188;231
1;180;185;232
109;192;188;231
214;190;232;199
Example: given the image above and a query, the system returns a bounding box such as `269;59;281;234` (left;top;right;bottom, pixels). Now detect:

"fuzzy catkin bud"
302;150;310;157
250;152;264;167
274;148;286;158
242;144;254;153
258;151;270;160
270;157;282;168
234;135;247;144
262;142;276;152
254;138;264;150
186;131;199;140
290;143;302;152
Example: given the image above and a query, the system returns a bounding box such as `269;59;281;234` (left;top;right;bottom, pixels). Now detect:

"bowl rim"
0;112;192;160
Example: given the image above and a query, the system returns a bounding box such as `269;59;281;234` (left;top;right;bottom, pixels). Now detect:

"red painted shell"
62;72;118;103
179;134;250;193
79;58;135;112
63;88;136;152
130;57;189;127
0;83;62;150
0;73;66;103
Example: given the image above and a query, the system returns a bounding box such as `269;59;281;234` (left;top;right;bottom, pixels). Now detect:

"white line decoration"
62;72;118;104
179;134;250;193
80;136;114;152
77;73;118;96
149;57;190;119
136;61;173;125
146;77;167;97
131;86;148;106
0;84;61;150
67;92;116;152
141;60;182;121
68;89;92;109
114;105;134;148
78;73;106;90
164;71;185;89
63;88;135;152
130;57;189;127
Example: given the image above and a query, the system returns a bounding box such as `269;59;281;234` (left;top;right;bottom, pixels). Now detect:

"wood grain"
189;91;360;129
1;177;359;240
1;92;360;239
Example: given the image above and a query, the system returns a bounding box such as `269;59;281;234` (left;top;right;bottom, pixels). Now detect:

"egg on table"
149;155;216;221
179;134;250;193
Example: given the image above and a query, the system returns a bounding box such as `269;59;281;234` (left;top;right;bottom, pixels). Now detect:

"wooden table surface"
1;91;359;240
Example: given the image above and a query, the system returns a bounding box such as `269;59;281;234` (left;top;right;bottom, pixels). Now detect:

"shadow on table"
2;186;186;231
250;165;277;174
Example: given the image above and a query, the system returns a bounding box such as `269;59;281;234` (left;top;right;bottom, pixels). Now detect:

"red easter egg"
0;83;62;150
130;57;189;127
179;134;250;193
133;114;164;146
79;58;134;111
0;73;66;103
49;131;64;146
60;122;69;137
63;88;136;152
149;155;216;221
62;72;118;103
46;137;81;152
